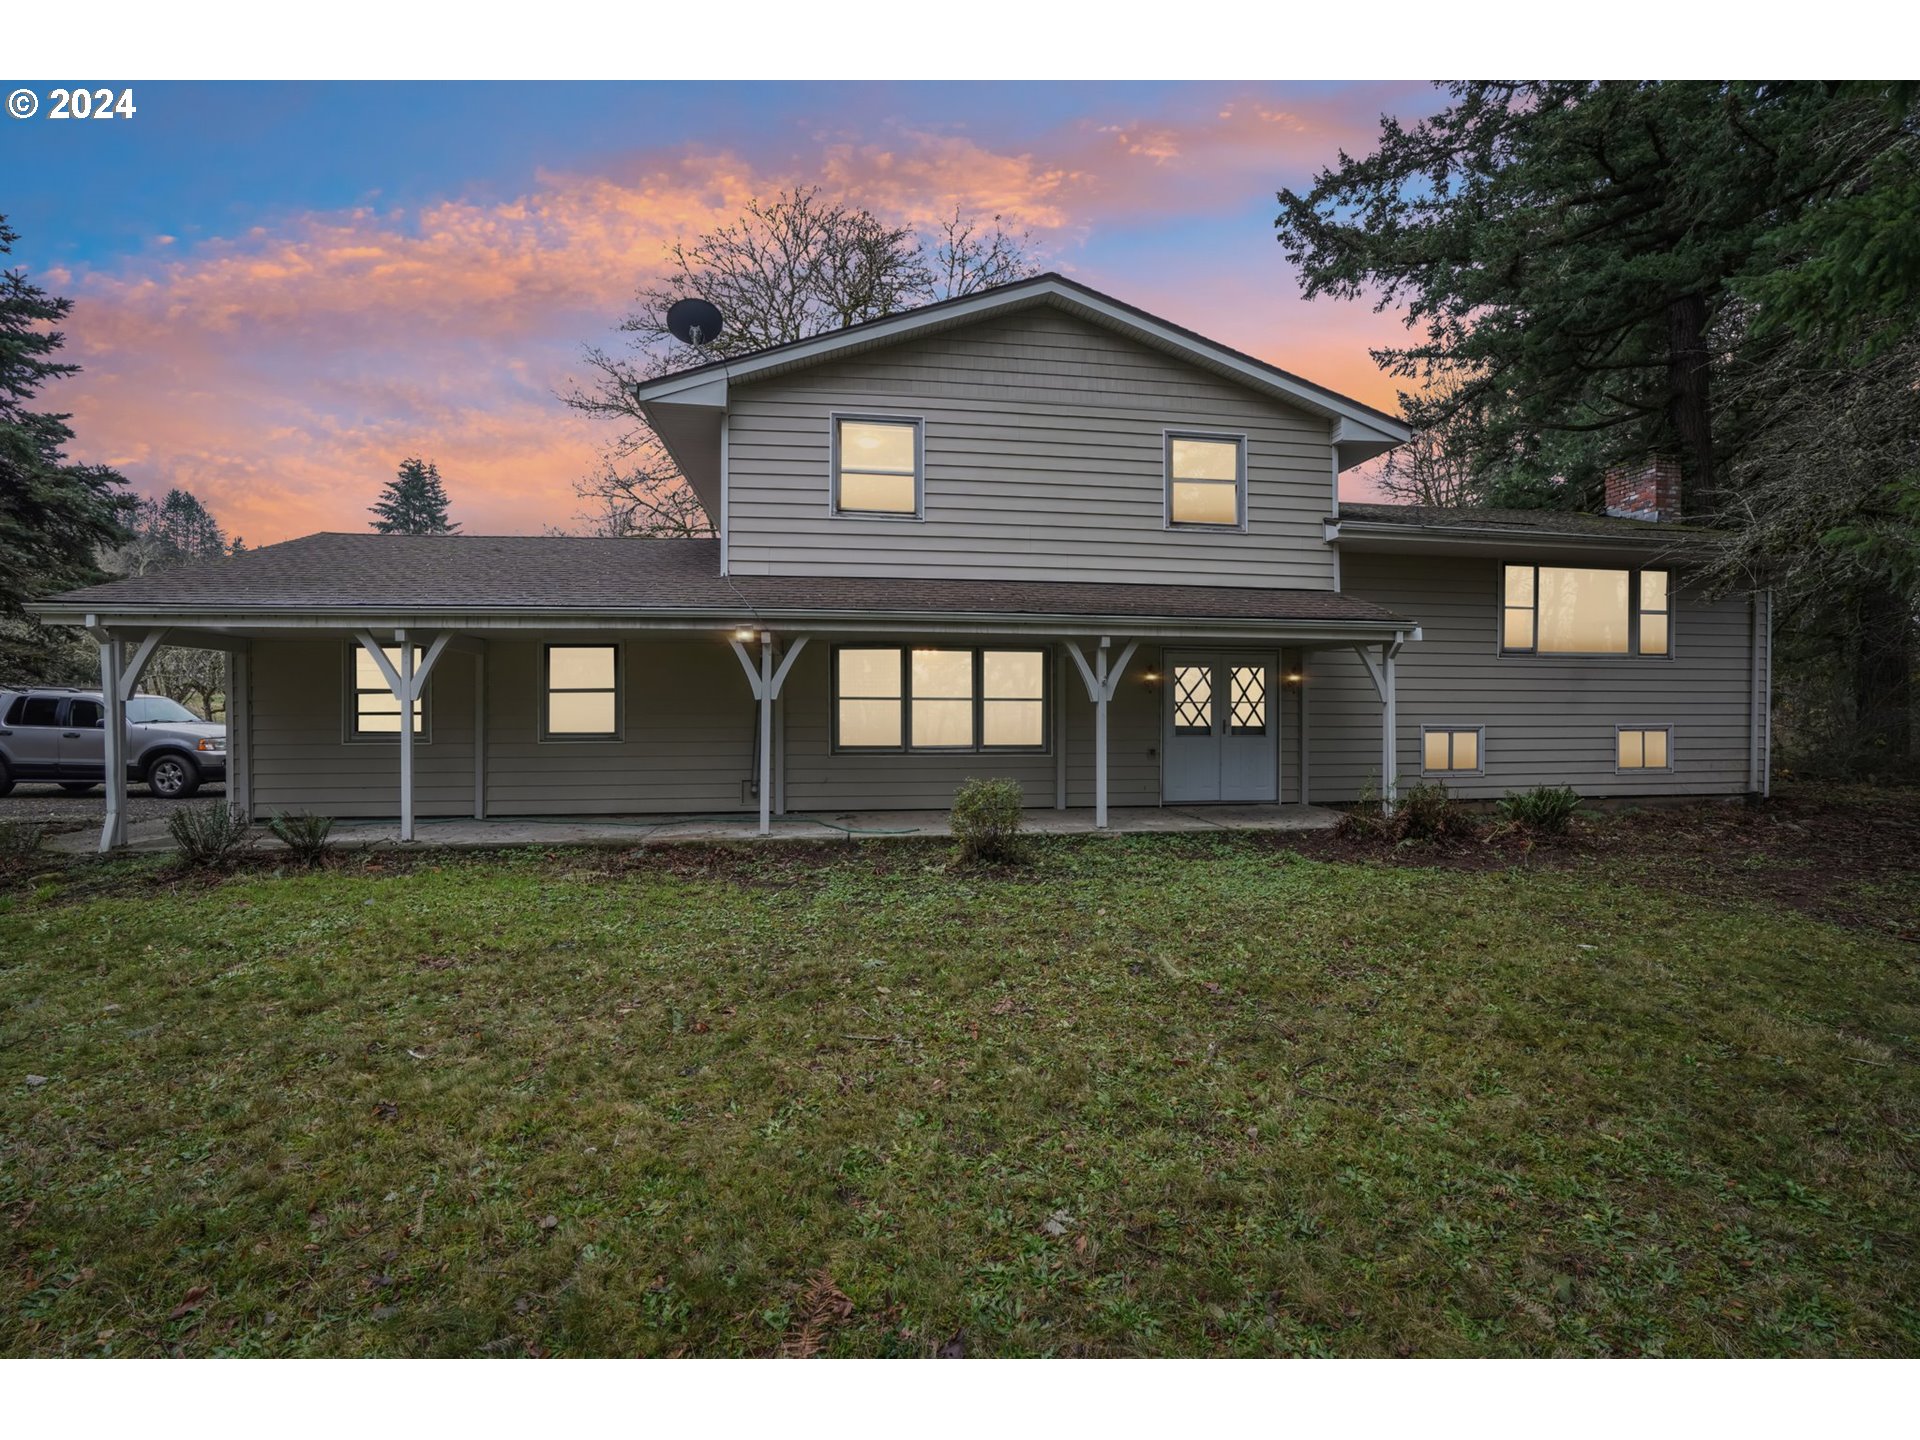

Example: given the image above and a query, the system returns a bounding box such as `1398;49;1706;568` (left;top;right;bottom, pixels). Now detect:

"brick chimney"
1604;457;1681;522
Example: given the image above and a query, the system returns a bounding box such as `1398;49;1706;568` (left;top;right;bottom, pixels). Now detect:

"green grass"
2;833;1916;1356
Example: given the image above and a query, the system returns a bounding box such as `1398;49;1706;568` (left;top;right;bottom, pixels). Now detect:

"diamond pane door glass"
1229;665;1267;733
1173;665;1213;733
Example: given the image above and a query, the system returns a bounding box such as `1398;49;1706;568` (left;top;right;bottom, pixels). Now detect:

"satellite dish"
667;298;725;347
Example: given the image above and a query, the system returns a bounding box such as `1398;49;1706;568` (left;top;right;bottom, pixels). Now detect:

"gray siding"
724;307;1338;589
1311;551;1761;801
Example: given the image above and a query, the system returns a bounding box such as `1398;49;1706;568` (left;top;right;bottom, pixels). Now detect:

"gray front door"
1163;651;1278;804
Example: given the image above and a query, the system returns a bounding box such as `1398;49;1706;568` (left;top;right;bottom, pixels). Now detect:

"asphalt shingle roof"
1339;503;1719;540
42;533;1408;626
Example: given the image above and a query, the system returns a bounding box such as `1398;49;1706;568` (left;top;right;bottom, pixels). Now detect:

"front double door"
1163;651;1278;804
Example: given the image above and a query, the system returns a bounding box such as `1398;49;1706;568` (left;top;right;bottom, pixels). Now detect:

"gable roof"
632;274;1410;503
34;532;1412;637
1331;503;1725;563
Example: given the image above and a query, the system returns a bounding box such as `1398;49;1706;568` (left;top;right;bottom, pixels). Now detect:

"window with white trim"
1616;726;1672;771
1422;726;1483;775
544;645;619;738
350;645;424;738
833;416;921;516
1501;565;1671;656
1166;433;1245;528
834;646;1046;752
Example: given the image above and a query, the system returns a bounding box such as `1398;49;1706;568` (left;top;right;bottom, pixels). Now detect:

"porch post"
1094;642;1110;830
226;645;253;823
1381;642;1398;811
1054;645;1067;810
758;632;773;836
472;644;487;820
97;635;126;852
398;635;416;842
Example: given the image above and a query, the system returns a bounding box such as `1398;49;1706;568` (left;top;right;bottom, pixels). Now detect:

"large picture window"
1501;565;1670;656
350;645;424;738
1165;433;1245;529
543;645;619;738
832;415;921;517
834;646;1047;753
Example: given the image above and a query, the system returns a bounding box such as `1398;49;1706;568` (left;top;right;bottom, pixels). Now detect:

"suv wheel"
147;754;201;799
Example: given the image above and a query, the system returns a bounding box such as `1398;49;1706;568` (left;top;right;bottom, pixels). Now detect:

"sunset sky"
5;81;1440;544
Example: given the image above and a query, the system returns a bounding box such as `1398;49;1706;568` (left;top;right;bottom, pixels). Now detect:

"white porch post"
1297;654;1310;807
398;636;416;841
1054;646;1068;810
1352;633;1405;814
1063;637;1138;830
226;645;252;822
97;636;126;852
729;632;809;836
472;644;487;821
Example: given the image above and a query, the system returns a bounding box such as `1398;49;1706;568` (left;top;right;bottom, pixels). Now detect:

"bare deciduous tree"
563;188;1039;537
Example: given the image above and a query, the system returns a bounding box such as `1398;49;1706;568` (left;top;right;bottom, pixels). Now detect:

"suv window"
5;695;61;726
67;699;104;727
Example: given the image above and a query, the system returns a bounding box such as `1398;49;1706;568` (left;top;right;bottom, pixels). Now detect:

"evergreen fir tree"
370;457;459;534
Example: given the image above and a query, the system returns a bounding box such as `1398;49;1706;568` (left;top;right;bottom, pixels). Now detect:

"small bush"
267;810;335;866
1395;781;1478;843
1497;785;1583;835
0;819;46;867
1336;776;1393;842
951;777;1027;865
166;803;253;869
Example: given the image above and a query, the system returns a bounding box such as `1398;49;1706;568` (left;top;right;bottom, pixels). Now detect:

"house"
32;274;1771;852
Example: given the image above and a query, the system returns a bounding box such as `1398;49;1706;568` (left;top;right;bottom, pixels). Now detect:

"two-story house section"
35;274;1770;851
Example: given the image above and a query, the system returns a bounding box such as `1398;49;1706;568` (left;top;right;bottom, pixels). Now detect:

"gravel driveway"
2;782;227;836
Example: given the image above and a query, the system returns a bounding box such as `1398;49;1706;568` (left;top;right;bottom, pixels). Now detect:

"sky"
3;81;1439;544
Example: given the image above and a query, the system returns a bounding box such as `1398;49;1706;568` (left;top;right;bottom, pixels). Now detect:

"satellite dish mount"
667;298;726;348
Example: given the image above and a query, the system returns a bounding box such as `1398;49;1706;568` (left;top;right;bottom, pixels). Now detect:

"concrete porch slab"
46;803;1340;855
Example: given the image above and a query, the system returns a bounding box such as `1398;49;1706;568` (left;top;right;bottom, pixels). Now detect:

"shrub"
1394;780;1478;843
1336;776;1393;842
267;810;335;866
1497;784;1583;835
950;777;1027;865
0;818;46;867
166;803;253;869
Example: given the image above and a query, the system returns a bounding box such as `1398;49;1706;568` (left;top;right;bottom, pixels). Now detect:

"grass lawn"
2;790;1917;1357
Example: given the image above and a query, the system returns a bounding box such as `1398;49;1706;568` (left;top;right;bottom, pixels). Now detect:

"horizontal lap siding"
1312;552;1758;801
725;307;1337;589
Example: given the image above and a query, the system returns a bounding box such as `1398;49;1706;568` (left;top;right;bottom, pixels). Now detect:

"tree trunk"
1852;580;1914;770
1666;292;1716;518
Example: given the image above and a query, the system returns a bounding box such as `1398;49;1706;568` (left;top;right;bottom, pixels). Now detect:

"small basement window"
1422;727;1483;775
1616;726;1671;771
350;645;425;738
833;416;921;516
544;645;620;738
1166;433;1245;529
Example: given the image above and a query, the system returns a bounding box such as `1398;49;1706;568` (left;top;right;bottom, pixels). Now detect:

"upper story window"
832;415;922;517
1166;433;1246;530
1501;565;1670;656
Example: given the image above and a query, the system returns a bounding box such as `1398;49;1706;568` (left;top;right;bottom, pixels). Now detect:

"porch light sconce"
733;628;757;641
1142;670;1162;689
1284;671;1305;684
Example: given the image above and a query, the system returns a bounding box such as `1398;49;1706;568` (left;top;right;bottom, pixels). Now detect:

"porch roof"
34;532;1414;638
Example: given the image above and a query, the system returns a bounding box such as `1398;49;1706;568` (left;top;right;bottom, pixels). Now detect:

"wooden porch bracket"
1063;636;1138;830
354;629;453;842
729;632;809;834
1352;632;1408;813
85;620;170;852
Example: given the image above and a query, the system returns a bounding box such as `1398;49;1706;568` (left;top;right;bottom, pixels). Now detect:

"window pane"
1171;437;1239;481
911;649;974;700
1644;729;1668;768
1641;570;1668;611
1454;730;1478;770
356;645;413;688
548;691;615;734
1619;730;1643;768
1503;565;1534;607
1173;665;1213;731
550;646;615;690
911;698;974;748
837;470;917;514
1538;567;1629;653
1640;613;1670;656
839;648;902;698
983;650;1043;700
1229;665;1267;732
839;698;901;747
1503;609;1536;650
983;699;1044;748
1171;480;1239;526
839;420;916;473
359;691;403;716
1424;730;1450;771
358;711;402;734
